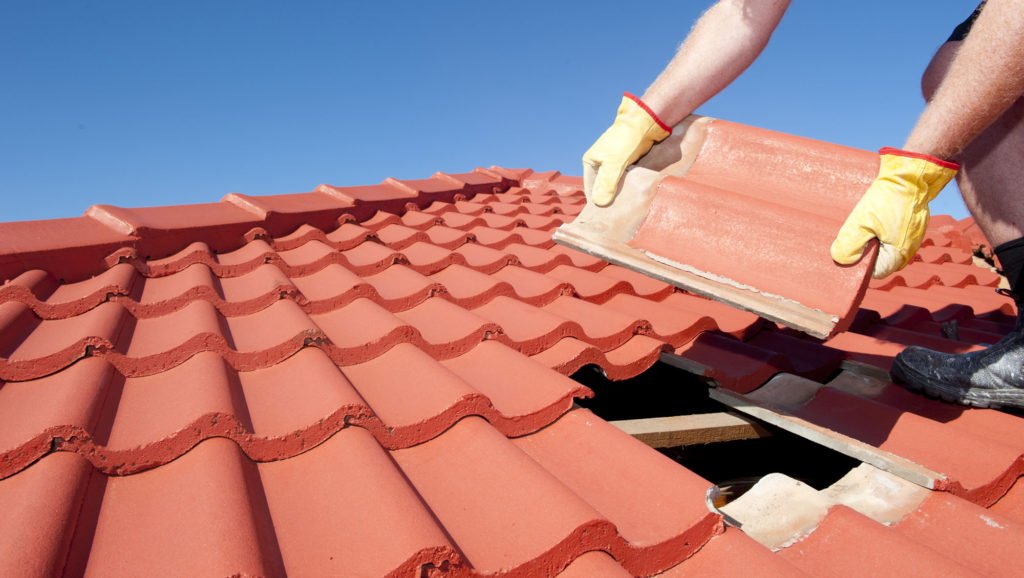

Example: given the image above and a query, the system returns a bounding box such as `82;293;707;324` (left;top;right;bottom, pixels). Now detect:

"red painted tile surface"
0;452;92;576
657;528;803;577
262;425;462;577
556;552;632;577
628;120;878;334
778;506;976;576
990;477;1024;525
1;160;1022;575
792;384;1023;503
894;492;1024;575
0;216;134;282
532;335;671;380
83;438;279;576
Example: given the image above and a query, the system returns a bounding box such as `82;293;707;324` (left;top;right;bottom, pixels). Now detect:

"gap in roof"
572;361;860;505
664;431;861;507
570;362;720;421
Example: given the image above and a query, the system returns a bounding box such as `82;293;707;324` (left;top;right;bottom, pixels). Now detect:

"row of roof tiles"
0;165;1020;575
5;408;720;577
712;462;1024;577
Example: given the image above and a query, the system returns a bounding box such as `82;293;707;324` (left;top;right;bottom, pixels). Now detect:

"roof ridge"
0;168;523;283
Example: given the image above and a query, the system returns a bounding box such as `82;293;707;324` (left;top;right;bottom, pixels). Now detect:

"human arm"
642;0;791;127
832;0;1024;277
904;0;1024;158
584;0;791;206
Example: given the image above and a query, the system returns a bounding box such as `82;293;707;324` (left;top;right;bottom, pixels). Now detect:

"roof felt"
0;162;1022;576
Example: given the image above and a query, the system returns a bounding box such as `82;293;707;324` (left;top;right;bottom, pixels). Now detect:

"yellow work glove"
831;147;959;278
583;92;672;206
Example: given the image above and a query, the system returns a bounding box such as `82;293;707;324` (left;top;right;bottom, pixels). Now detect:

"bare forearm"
642;0;790;126
905;0;1024;158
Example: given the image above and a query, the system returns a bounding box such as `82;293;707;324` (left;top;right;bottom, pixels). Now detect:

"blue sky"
1;1;977;222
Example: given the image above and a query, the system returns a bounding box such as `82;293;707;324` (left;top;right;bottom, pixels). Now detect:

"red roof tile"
791;382;1022;502
657;529;803;577
555;117;879;338
894;492;1024;575
0;158;1022;575
777;506;976;575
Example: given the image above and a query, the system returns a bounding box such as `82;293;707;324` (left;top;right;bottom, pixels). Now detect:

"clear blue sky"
1;1;977;222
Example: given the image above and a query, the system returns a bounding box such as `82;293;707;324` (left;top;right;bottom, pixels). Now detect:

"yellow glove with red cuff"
583;92;672;206
831;147;959;278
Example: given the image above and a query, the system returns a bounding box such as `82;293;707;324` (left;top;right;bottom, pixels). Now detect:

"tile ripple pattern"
0;165;1020;576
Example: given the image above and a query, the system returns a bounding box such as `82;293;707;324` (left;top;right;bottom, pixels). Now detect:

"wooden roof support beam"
610;412;771;449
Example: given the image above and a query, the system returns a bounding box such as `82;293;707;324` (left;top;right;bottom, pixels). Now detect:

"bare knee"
921;42;960;102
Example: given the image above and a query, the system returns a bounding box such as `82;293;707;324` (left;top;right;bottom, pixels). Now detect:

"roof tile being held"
555;116;879;339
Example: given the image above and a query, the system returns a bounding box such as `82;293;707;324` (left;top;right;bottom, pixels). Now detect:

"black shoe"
891;295;1024;409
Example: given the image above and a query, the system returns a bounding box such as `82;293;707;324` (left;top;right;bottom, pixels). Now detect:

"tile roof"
0;160;1021;576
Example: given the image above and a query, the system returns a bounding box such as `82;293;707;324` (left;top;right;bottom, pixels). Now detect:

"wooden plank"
610;412;771;448
710;381;946;490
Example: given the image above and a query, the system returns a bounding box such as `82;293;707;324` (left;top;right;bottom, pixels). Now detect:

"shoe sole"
891;358;1024;410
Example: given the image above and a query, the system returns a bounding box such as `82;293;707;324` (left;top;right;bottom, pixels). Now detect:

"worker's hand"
583;93;672;206
831;147;959;278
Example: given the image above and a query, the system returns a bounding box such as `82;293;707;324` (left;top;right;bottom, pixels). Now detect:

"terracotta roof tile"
602;293;715;345
990;477;1024;525
656;529;804;577
0;451;91;577
81;438;279;576
555;118;877;338
596;264;676;300
531;335;670;380
659;292;765;340
490;265;575;303
473;296;589;354
512;409;721;575
468;225;551;249
914;244;974;264
791;384;1021;502
556;552;632;577
672;332;789;393
893;492;1024;575
257;427;458;577
545;265;630;302
779;505;977;575
0;158;1021;575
